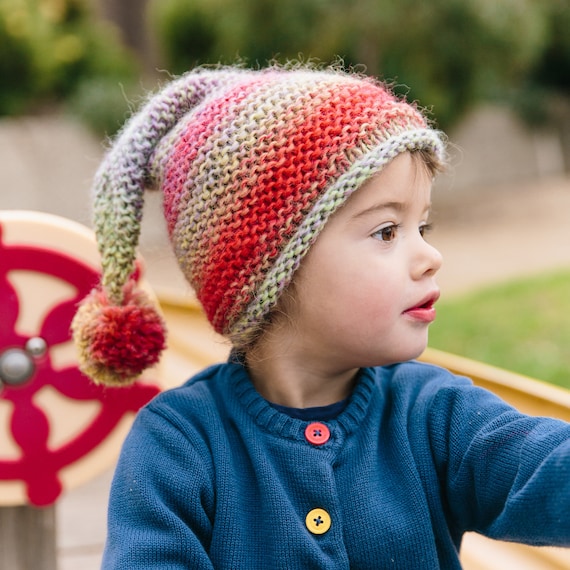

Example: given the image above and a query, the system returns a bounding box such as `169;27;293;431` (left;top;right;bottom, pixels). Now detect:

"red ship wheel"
0;211;162;507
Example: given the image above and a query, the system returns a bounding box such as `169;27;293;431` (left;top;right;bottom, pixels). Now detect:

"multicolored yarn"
71;64;446;385
72;282;165;386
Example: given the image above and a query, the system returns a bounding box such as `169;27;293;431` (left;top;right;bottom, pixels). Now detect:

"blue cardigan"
103;359;570;568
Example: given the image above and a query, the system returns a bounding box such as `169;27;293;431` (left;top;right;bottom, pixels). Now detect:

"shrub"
0;0;139;134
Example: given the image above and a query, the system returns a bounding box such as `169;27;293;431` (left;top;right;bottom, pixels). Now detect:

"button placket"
303;423;334;539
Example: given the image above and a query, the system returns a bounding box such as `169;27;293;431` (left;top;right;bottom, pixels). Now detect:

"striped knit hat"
71;65;446;386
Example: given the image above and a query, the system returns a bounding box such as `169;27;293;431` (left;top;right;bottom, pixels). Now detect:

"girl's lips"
403;291;440;323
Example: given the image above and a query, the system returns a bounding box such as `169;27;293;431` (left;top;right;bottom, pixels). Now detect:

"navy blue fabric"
103;359;570;568
269;398;349;420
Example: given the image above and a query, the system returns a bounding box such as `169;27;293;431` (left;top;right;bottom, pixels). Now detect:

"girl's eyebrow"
350;201;432;220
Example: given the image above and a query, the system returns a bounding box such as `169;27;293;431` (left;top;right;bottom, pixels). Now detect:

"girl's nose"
412;239;443;280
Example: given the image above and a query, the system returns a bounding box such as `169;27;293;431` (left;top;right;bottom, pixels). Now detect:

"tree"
0;0;139;133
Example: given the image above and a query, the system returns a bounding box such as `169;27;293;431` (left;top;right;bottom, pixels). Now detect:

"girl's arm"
429;379;570;546
103;406;215;569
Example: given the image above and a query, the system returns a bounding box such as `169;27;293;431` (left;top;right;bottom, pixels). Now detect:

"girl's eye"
419;223;433;238
373;224;399;242
420;224;433;237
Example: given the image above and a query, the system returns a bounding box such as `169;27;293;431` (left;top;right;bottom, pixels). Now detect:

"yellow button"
305;508;331;535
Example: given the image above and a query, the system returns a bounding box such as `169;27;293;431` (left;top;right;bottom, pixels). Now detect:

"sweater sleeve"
102;405;216;569
427;377;570;546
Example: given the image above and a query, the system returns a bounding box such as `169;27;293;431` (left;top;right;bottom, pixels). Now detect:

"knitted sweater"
103;359;570;568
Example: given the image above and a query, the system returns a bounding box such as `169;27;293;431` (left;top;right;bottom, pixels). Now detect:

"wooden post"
0;505;57;570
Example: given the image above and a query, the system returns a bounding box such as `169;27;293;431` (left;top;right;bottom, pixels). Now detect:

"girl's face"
277;152;442;373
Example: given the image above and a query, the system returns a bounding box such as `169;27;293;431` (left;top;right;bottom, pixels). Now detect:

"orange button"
306;508;331;535
304;422;330;445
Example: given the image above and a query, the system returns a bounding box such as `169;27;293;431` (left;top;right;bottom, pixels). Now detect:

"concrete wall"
0;115;170;251
437;104;568;194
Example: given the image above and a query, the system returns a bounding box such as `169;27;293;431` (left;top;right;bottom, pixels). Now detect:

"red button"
305;422;330;445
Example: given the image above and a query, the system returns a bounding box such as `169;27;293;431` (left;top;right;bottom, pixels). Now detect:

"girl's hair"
71;64;446;386
412;147;447;178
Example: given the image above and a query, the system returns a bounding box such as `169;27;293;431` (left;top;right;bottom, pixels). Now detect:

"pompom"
72;281;166;386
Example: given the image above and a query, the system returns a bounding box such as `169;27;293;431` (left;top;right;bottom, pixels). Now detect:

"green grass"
428;270;570;390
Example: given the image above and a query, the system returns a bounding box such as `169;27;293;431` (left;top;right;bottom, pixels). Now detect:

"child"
71;65;570;569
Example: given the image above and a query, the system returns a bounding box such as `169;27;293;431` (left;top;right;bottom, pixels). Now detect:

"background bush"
0;0;139;133
148;0;568;129
1;0;569;135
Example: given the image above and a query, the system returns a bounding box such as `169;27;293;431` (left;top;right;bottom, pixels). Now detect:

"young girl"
71;65;570;569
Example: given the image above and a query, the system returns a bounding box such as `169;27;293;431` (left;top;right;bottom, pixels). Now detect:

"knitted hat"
71;65;446;386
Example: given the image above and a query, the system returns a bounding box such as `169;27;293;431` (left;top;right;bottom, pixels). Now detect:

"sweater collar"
226;354;377;441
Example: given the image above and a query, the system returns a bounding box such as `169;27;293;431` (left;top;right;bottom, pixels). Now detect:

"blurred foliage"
1;0;568;134
532;1;570;92
0;0;139;133
509;0;570;125
148;0;568;129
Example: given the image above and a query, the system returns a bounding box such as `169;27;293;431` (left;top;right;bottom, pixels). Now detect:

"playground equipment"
0;211;165;569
